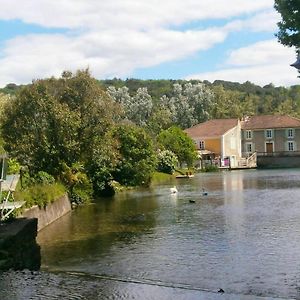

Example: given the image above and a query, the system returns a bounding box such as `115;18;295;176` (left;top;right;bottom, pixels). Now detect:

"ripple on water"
6;169;300;299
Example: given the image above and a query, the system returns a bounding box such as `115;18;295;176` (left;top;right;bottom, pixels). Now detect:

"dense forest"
2;78;300;128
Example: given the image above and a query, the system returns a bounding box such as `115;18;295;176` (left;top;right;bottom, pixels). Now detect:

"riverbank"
0;193;72;271
0;218;40;271
21;193;71;232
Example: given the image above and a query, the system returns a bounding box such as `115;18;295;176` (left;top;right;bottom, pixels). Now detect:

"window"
287;128;294;138
246;143;253;153
199;140;205;150
265;129;273;139
246;130;252;139
288;141;295;151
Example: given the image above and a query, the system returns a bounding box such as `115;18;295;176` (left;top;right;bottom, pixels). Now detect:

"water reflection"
2;169;300;299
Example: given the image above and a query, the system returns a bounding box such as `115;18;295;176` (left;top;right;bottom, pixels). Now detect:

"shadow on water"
2;169;300;299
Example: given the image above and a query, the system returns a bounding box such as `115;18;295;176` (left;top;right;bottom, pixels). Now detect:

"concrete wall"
22;193;71;231
0;218;40;270
257;155;300;168
223;124;242;158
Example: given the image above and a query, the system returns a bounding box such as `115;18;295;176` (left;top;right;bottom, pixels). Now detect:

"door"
266;142;273;153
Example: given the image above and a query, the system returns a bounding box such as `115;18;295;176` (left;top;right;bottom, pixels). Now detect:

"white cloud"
0;28;228;86
226;40;294;66
225;9;280;33
0;0;284;86
186;40;299;86
0;0;274;30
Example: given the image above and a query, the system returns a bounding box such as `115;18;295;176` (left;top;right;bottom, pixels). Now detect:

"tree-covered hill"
2;78;300;122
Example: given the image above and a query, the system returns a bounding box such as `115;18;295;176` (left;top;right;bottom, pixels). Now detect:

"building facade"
241;115;300;156
185;115;300;168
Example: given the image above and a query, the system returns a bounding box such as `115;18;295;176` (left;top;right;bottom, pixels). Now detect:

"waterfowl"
170;186;178;194
189;199;195;203
202;188;208;196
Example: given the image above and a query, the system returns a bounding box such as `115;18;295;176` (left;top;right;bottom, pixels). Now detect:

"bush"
15;182;66;208
19;170;55;189
7;158;21;174
157;150;178;174
112;124;157;187
33;171;55;185
202;164;219;172
60;162;93;204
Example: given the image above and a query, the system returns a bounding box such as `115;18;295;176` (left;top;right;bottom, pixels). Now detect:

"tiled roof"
241;115;300;130
185;119;238;139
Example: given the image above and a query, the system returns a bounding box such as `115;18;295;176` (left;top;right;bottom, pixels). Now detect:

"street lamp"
291;53;300;70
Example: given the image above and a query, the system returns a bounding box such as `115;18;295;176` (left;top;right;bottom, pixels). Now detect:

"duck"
202;188;208;196
170;186;178;194
189;199;195;203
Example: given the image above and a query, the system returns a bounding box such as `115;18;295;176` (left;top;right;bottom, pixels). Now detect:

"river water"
2;169;300;299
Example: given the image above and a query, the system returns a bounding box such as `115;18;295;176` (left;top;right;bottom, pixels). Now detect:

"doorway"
266;142;274;153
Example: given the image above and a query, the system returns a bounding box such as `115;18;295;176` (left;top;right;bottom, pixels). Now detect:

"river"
1;169;300;299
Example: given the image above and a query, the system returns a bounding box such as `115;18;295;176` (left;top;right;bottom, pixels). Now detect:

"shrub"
157;150;178;174
60;162;93;204
15;182;66;208
33;171;55;185
7;158;21;174
202;164;219;172
112;124;157;187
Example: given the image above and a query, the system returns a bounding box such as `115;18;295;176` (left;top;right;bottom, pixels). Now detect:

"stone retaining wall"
257;155;300;168
0;218;40;270
22;193;71;231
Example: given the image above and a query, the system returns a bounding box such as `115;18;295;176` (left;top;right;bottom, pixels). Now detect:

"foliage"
7;158;21;175
112;124;157;186
15;182;66;208
0;83;21;95
60;162;93;204
32;171;55;185
274;0;300;49
86;135;120;197
1;69;120;177
201;165;219;172
107;86;152;126
156;150;178;174
158;126;197;167
160;82;214;129
18;169;55;189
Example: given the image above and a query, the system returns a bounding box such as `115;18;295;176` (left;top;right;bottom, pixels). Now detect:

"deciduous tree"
158;126;197;167
274;0;300;49
1;70;120;176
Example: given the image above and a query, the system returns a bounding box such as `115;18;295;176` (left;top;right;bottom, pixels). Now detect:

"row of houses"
185;115;300;169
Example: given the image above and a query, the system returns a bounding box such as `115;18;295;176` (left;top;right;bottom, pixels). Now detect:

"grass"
15;182;67;209
151;171;175;184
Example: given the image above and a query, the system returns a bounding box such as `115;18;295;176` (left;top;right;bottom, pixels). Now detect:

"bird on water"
170;186;178;194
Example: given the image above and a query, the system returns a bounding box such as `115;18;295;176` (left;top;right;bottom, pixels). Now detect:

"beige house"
185;119;242;167
241;115;300;155
185;115;300;168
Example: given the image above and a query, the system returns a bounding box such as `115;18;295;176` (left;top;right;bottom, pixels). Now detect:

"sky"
0;0;299;88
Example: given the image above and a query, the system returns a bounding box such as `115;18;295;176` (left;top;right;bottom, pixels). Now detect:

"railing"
247;152;257;167
238;152;257;168
257;151;300;157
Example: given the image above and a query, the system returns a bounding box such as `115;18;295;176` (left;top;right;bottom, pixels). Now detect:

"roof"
185;119;238;139
241;115;300;130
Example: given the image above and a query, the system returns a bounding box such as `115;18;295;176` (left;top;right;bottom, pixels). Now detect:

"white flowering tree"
107;86;153;126
158;82;214;129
